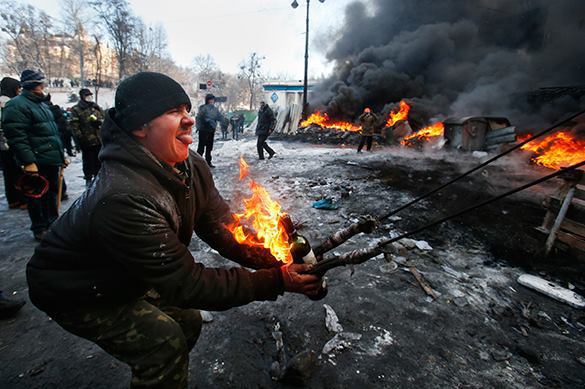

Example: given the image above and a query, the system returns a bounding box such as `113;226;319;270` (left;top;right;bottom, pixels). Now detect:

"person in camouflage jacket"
357;107;380;152
70;88;104;184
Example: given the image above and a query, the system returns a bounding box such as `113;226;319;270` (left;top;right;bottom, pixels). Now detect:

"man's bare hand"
23;163;39;175
281;263;322;295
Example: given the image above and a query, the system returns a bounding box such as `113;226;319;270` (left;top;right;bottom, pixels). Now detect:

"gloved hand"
23;163;39;175
281;263;323;297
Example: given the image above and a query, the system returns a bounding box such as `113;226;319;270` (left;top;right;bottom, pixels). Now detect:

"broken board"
517;274;585;309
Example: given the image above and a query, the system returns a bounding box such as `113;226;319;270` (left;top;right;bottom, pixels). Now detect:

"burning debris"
300;112;361;133
520;130;585;170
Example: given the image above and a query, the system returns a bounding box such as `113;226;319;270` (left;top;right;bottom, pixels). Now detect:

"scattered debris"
270;322;287;381
517;274;585;309
410;267;439;300
322;332;362;355
491;349;513;362
200;310;214;323
279;350;317;386
323;304;343;333
312;198;339;210
367;329;395;356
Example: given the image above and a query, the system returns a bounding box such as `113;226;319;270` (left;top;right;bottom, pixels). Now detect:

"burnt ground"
1;136;584;388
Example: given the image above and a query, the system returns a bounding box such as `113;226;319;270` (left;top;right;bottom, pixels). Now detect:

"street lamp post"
291;0;325;119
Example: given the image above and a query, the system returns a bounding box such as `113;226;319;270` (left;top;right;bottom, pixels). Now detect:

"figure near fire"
25;72;323;388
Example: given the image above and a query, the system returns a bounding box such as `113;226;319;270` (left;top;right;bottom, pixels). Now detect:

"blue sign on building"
271;92;279;103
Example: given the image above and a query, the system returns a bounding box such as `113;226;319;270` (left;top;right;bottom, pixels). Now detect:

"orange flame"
520;130;585;170
226;157;292;263
401;122;445;146
386;100;411;127
239;157;249;180
300;111;362;132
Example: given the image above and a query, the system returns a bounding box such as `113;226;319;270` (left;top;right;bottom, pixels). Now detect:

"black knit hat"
115;72;192;132
20;69;46;90
0;77;20;98
205;93;215;104
79;88;92;97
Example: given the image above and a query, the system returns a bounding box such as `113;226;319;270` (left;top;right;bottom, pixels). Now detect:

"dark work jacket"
2;90;64;166
27;108;283;314
196;103;222;133
255;105;275;136
358;112;379;136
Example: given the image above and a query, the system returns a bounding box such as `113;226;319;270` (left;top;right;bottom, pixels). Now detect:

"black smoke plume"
312;0;585;128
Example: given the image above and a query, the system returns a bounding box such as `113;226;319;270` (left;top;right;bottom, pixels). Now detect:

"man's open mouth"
176;134;193;145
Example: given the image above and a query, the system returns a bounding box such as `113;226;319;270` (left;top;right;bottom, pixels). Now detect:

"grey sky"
22;0;362;79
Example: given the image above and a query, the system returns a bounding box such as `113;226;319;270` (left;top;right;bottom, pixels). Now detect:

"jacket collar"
22;89;45;103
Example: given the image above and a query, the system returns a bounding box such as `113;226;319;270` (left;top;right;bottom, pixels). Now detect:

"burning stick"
313;215;378;257
311;245;384;276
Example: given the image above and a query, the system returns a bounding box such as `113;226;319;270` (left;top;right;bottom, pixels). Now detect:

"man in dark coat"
70;88;104;185
195;93;222;168
357;107;379;153
229;114;240;140
26;72;321;388
2;70;65;240
255;101;276;160
0;76;26;209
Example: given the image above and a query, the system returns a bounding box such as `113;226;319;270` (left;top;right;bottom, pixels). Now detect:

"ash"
1;137;584;388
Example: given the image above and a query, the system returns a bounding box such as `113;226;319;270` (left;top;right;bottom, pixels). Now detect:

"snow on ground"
1;135;584;388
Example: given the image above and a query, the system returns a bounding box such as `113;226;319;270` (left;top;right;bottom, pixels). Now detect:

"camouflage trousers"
51;299;202;388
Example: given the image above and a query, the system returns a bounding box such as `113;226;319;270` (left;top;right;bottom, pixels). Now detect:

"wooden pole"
56;166;64;213
545;185;576;257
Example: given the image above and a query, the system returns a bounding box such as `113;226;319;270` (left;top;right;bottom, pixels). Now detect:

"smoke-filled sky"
313;0;585;127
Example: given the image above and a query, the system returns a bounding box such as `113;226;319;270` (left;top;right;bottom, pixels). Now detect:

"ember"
385;100;411;127
520;130;585;170
401;122;445;146
226;157;292;263
300;112;362;132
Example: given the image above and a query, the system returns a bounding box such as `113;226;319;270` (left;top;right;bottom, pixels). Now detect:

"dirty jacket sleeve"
194;166;283;270
69;106;82;142
2;102;35;165
91;194;284;311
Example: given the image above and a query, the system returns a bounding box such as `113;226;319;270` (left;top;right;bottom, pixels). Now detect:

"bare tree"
191;54;218;83
238;52;264;110
128;21;168;73
61;0;94;85
91;0;135;80
92;34;104;103
0;2;54;76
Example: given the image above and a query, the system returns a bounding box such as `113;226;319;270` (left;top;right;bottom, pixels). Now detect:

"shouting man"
26;72;321;388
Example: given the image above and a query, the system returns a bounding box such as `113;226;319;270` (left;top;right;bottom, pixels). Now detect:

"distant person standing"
220;116;229;141
0;76;26;209
2;70;65;240
255;101;276;160
70;88;104;186
196;94;222;168
230;114;240;140
357;107;379;153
